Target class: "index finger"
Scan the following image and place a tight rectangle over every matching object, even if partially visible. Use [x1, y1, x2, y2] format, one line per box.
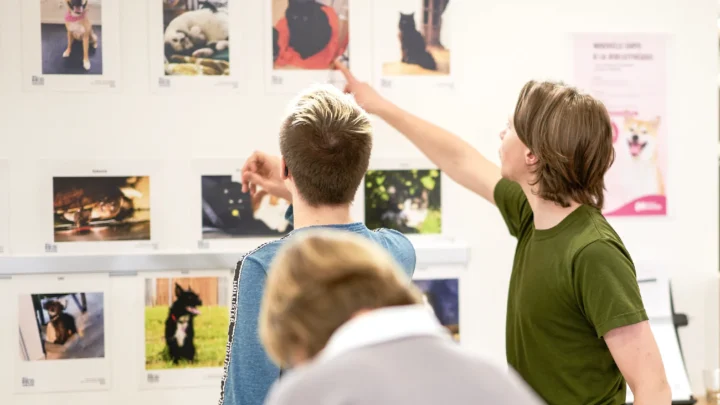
[333, 59, 355, 84]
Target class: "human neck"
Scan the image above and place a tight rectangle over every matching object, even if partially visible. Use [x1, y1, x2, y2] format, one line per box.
[519, 181, 581, 230]
[291, 198, 354, 229]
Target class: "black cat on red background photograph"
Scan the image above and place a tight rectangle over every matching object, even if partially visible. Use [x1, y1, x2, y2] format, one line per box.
[271, 0, 349, 70]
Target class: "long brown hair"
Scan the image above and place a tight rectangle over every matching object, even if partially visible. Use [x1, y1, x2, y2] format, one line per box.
[513, 80, 615, 209]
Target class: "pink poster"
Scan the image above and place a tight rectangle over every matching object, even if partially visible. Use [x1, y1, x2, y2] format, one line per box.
[573, 34, 667, 216]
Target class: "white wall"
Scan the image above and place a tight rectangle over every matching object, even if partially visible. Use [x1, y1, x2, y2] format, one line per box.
[0, 0, 717, 403]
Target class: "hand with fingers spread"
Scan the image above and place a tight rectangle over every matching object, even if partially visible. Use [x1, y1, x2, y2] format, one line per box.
[333, 59, 390, 115]
[241, 151, 293, 203]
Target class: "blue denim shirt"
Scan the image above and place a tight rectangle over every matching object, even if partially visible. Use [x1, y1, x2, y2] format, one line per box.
[218, 206, 416, 405]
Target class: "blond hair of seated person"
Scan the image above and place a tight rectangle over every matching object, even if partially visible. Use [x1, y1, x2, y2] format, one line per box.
[258, 229, 545, 405]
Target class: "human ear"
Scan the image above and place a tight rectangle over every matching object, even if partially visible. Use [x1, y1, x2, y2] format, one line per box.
[524, 148, 538, 166]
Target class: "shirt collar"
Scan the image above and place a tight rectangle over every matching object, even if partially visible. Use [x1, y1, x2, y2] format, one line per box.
[316, 304, 450, 362]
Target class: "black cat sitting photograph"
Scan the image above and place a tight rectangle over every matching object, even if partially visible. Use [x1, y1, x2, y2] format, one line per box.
[381, 0, 451, 76]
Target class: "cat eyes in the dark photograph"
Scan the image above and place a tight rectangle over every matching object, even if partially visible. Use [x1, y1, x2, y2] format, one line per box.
[162, 0, 230, 76]
[201, 175, 293, 239]
[383, 0, 451, 76]
[272, 0, 349, 70]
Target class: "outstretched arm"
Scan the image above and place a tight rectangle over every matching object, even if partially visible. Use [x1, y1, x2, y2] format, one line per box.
[335, 61, 502, 204]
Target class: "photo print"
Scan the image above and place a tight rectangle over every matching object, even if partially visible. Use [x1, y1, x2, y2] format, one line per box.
[413, 278, 458, 341]
[202, 175, 293, 239]
[373, 0, 453, 89]
[364, 169, 441, 234]
[267, 0, 350, 93]
[143, 274, 230, 388]
[22, 0, 120, 91]
[162, 0, 229, 76]
[14, 273, 110, 393]
[41, 0, 103, 75]
[19, 292, 105, 361]
[0, 160, 8, 254]
[53, 176, 151, 243]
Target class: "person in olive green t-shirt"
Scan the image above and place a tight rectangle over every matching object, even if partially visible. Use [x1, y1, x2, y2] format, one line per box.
[336, 62, 671, 405]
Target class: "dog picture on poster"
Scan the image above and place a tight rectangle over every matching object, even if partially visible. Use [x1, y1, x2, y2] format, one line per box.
[201, 175, 293, 239]
[572, 34, 668, 216]
[377, 0, 451, 76]
[413, 278, 459, 341]
[53, 176, 151, 242]
[40, 0, 103, 74]
[162, 0, 230, 76]
[365, 169, 442, 234]
[18, 292, 105, 361]
[271, 0, 349, 70]
[144, 276, 229, 370]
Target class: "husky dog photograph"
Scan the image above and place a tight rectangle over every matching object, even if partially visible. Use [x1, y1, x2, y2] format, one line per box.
[271, 0, 349, 70]
[378, 0, 450, 76]
[201, 175, 293, 239]
[365, 169, 442, 234]
[40, 0, 103, 74]
[145, 277, 229, 369]
[163, 0, 230, 76]
[18, 292, 105, 361]
[413, 279, 459, 341]
[53, 176, 151, 242]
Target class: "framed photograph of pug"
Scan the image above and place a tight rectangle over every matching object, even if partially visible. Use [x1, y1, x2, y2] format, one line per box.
[13, 273, 110, 393]
[364, 159, 442, 236]
[372, 0, 454, 91]
[149, 0, 241, 92]
[21, 0, 121, 92]
[36, 159, 166, 255]
[139, 270, 232, 389]
[191, 158, 300, 252]
[266, 0, 351, 94]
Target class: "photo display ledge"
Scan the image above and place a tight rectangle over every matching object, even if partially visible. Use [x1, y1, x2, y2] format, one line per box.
[0, 239, 470, 277]
[13, 273, 111, 394]
[36, 159, 167, 256]
[139, 269, 233, 389]
[21, 0, 121, 92]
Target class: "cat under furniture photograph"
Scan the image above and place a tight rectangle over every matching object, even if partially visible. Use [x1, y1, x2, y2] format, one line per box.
[379, 0, 450, 76]
[162, 0, 230, 76]
[201, 175, 293, 239]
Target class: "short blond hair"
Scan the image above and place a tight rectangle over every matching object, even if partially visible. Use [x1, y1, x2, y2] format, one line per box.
[279, 84, 373, 206]
[258, 230, 421, 367]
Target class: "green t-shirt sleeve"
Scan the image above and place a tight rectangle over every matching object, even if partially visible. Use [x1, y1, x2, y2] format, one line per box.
[493, 178, 532, 238]
[573, 240, 649, 338]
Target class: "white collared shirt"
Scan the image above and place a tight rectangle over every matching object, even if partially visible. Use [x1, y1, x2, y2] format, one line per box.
[264, 304, 546, 405]
[316, 304, 452, 362]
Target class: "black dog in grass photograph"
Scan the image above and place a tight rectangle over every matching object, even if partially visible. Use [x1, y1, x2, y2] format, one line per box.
[145, 277, 230, 369]
[165, 283, 202, 364]
[379, 0, 451, 76]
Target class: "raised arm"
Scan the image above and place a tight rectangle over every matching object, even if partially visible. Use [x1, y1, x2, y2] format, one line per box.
[335, 61, 501, 204]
